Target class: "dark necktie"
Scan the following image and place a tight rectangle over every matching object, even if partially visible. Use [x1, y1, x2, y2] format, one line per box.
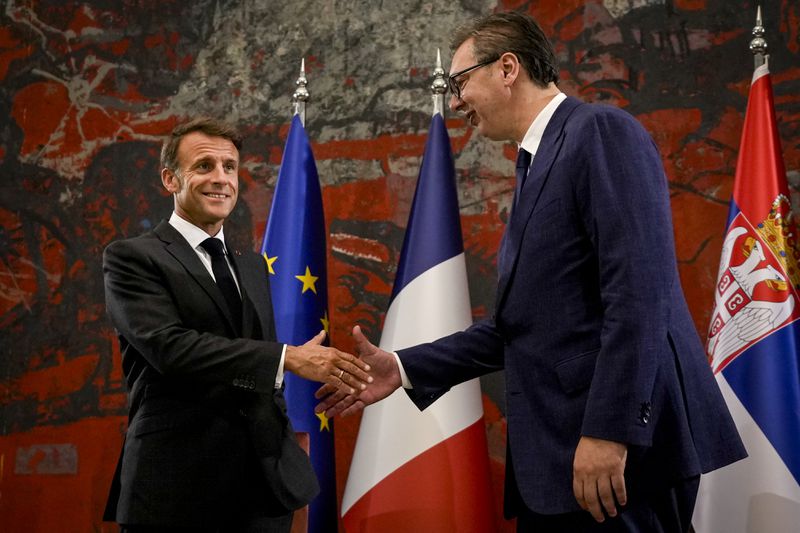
[498, 148, 533, 275]
[514, 148, 532, 209]
[199, 237, 242, 332]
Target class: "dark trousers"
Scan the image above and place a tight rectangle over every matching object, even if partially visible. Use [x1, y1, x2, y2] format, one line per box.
[119, 441, 293, 533]
[516, 476, 700, 533]
[120, 513, 292, 533]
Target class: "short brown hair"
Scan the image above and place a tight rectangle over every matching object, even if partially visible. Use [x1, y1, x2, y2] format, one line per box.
[160, 117, 243, 171]
[451, 11, 559, 88]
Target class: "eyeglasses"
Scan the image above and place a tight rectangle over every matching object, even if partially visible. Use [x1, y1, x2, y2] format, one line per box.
[447, 57, 500, 100]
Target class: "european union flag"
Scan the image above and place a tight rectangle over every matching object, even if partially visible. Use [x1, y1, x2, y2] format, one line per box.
[261, 114, 335, 532]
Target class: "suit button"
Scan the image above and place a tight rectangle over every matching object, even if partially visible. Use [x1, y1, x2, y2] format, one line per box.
[238, 408, 247, 417]
[233, 378, 240, 387]
[639, 402, 652, 424]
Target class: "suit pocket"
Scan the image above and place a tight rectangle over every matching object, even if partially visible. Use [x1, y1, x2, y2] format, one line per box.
[554, 348, 599, 394]
[131, 411, 195, 437]
[524, 198, 569, 247]
[530, 198, 561, 220]
[259, 428, 320, 510]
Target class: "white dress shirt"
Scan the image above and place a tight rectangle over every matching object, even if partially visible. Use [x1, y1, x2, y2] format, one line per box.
[519, 92, 567, 157]
[169, 212, 286, 388]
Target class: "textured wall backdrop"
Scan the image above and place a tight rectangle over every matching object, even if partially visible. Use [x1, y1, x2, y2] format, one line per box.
[1, 1, 799, 531]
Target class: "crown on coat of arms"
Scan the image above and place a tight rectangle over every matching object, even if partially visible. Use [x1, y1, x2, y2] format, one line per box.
[755, 194, 800, 290]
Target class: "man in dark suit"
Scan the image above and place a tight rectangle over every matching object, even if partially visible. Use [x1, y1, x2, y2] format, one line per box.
[317, 12, 746, 532]
[103, 117, 371, 532]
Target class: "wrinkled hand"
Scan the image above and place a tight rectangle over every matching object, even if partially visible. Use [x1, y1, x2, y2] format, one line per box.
[314, 325, 401, 417]
[284, 330, 372, 394]
[573, 436, 628, 522]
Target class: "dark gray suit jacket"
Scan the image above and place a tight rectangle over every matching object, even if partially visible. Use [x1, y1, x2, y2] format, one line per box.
[398, 97, 746, 516]
[103, 220, 318, 527]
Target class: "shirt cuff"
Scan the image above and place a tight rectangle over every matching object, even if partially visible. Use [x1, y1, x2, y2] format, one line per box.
[393, 352, 412, 389]
[275, 344, 287, 388]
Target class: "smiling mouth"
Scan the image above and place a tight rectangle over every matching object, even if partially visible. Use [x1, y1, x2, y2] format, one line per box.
[203, 192, 230, 199]
[466, 111, 477, 126]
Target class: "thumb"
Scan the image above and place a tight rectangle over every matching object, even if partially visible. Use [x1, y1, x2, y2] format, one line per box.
[305, 329, 327, 346]
[352, 325, 374, 356]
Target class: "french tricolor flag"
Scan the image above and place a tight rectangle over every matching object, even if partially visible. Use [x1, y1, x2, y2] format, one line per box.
[693, 59, 800, 531]
[341, 113, 496, 532]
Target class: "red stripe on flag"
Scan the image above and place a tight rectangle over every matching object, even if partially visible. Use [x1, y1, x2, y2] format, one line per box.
[342, 418, 496, 533]
[732, 72, 788, 221]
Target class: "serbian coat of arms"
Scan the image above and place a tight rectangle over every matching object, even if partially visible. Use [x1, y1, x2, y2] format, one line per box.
[707, 195, 800, 373]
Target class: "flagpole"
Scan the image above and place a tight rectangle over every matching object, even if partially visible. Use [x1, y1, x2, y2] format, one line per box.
[293, 58, 309, 125]
[750, 5, 767, 69]
[431, 48, 447, 116]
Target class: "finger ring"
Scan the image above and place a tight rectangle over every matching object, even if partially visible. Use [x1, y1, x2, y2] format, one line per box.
[338, 369, 344, 379]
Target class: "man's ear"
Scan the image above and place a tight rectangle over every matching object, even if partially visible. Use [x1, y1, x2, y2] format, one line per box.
[499, 52, 521, 87]
[162, 167, 180, 193]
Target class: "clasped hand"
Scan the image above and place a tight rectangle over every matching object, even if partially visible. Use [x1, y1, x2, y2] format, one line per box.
[314, 325, 402, 417]
[284, 330, 372, 394]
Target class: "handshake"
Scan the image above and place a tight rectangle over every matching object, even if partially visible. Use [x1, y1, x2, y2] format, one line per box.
[284, 325, 402, 417]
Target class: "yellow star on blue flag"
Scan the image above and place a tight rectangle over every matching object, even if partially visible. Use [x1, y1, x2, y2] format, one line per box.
[262, 252, 277, 275]
[316, 411, 331, 432]
[295, 266, 319, 294]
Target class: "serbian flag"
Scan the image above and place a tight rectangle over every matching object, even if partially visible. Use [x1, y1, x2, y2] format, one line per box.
[693, 59, 800, 531]
[261, 114, 336, 532]
[341, 113, 495, 532]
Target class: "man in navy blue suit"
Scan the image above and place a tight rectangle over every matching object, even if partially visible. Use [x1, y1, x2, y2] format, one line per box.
[318, 12, 746, 532]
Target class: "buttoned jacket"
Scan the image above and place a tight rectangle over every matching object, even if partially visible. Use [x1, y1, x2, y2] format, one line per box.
[103, 221, 318, 526]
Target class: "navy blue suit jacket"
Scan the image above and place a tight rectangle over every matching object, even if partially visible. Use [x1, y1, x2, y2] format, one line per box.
[397, 97, 746, 515]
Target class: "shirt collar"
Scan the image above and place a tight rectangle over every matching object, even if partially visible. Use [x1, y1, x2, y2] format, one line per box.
[168, 212, 227, 253]
[519, 92, 567, 157]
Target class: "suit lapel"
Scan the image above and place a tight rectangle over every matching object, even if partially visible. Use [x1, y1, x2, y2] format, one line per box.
[229, 249, 271, 340]
[495, 97, 583, 312]
[154, 221, 239, 334]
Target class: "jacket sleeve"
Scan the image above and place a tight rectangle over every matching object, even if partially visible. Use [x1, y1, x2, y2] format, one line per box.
[397, 318, 504, 411]
[574, 108, 677, 446]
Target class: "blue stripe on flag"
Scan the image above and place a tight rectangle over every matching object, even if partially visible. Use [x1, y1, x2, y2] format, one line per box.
[725, 201, 741, 230]
[722, 322, 800, 485]
[391, 113, 463, 302]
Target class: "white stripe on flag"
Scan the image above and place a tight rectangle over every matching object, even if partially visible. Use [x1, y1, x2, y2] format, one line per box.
[380, 253, 472, 350]
[341, 253, 484, 513]
[693, 374, 800, 532]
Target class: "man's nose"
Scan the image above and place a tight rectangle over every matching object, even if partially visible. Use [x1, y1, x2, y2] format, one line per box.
[210, 164, 231, 182]
[448, 93, 462, 112]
